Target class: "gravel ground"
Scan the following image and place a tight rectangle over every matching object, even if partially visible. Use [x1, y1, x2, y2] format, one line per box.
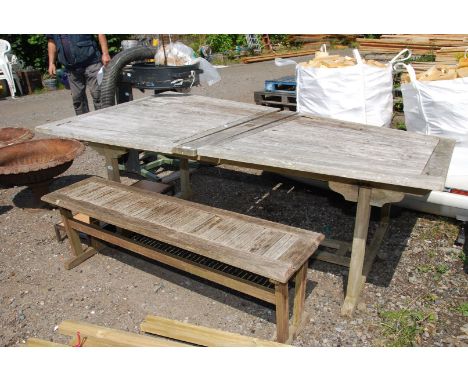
[0, 57, 467, 347]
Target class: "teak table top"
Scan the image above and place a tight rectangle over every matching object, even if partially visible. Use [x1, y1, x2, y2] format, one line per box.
[36, 93, 455, 195]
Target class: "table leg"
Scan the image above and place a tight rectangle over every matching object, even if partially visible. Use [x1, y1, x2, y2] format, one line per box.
[360, 204, 391, 286]
[179, 158, 193, 200]
[375, 204, 391, 261]
[341, 187, 372, 316]
[89, 144, 127, 183]
[103, 149, 121, 182]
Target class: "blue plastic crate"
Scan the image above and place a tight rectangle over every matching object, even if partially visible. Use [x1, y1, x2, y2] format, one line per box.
[264, 76, 296, 93]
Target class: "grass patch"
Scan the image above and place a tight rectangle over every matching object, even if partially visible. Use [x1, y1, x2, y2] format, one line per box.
[396, 121, 406, 130]
[417, 264, 432, 273]
[456, 303, 468, 317]
[423, 294, 438, 304]
[379, 309, 436, 346]
[418, 219, 459, 243]
[435, 264, 449, 274]
[459, 252, 467, 265]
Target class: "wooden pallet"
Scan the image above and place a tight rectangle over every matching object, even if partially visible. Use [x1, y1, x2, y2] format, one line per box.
[254, 89, 402, 112]
[26, 315, 289, 347]
[254, 91, 297, 111]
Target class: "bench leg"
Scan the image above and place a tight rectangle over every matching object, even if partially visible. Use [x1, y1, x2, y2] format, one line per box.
[292, 262, 308, 330]
[59, 208, 96, 270]
[341, 187, 372, 317]
[88, 217, 106, 252]
[275, 282, 289, 343]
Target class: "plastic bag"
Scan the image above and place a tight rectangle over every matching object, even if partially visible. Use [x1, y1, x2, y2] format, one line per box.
[96, 66, 104, 86]
[399, 63, 468, 147]
[276, 47, 410, 127]
[56, 68, 70, 89]
[154, 42, 196, 66]
[154, 41, 220, 86]
[193, 57, 221, 86]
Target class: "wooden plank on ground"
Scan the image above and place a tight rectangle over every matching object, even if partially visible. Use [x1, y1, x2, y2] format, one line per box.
[26, 338, 67, 347]
[241, 50, 317, 64]
[58, 320, 190, 347]
[140, 315, 290, 347]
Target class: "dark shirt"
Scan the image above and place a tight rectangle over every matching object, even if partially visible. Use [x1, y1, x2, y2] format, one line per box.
[46, 34, 100, 69]
[57, 35, 73, 65]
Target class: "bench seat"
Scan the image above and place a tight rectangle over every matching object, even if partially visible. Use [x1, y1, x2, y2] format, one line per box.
[42, 176, 324, 343]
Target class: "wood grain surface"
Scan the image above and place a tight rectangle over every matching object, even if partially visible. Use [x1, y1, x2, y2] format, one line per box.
[36, 93, 455, 194]
[36, 94, 277, 153]
[42, 177, 324, 283]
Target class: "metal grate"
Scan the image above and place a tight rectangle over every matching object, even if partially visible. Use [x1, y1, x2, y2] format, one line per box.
[125, 231, 275, 290]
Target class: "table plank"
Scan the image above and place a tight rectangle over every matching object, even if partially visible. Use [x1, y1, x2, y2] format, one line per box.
[35, 93, 454, 194]
[197, 115, 454, 194]
[36, 94, 277, 153]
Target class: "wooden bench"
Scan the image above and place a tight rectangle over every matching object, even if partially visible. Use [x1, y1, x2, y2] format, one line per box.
[42, 176, 324, 343]
[53, 180, 174, 242]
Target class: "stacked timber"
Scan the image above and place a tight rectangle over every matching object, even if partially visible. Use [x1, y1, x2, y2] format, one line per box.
[401, 58, 468, 84]
[241, 49, 317, 64]
[288, 34, 356, 49]
[380, 34, 468, 47]
[436, 46, 468, 65]
[357, 34, 468, 55]
[394, 61, 456, 75]
[410, 62, 439, 74]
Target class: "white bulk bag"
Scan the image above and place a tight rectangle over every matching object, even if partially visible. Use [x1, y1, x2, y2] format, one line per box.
[287, 48, 410, 127]
[399, 63, 468, 147]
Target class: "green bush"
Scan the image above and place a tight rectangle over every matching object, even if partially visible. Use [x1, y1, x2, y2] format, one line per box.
[205, 34, 245, 53]
[0, 34, 131, 74]
[1, 34, 291, 73]
[268, 34, 291, 46]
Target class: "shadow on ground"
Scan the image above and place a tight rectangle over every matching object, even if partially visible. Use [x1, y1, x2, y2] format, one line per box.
[97, 244, 317, 325]
[188, 166, 419, 292]
[12, 174, 92, 209]
[0, 205, 13, 215]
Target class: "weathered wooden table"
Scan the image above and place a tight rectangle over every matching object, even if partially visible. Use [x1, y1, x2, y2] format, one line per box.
[36, 93, 455, 315]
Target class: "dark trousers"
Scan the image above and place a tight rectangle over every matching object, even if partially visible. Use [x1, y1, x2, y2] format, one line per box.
[68, 62, 102, 115]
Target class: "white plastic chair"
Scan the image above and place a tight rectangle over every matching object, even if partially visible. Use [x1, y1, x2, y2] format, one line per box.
[0, 39, 23, 98]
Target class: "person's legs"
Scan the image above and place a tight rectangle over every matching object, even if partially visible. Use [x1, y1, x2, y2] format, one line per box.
[85, 62, 103, 111]
[68, 67, 89, 115]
